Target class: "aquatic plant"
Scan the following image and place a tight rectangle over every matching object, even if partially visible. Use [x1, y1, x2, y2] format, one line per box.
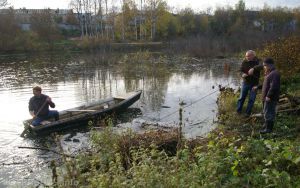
[55, 107, 300, 187]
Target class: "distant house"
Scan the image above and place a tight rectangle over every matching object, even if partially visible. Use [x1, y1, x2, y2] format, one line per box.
[244, 10, 260, 29]
[244, 10, 297, 32]
[0, 8, 80, 31]
[286, 19, 297, 31]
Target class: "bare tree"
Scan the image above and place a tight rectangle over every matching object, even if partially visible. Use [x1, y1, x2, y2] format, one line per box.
[0, 8, 19, 51]
[148, 0, 158, 40]
[93, 0, 98, 36]
[121, 0, 125, 40]
[105, 0, 109, 38]
[83, 0, 89, 36]
[110, 5, 118, 40]
[145, 0, 165, 40]
[31, 9, 60, 47]
[71, 0, 91, 37]
[0, 0, 7, 8]
[140, 0, 144, 40]
[71, 0, 109, 38]
[70, 0, 84, 38]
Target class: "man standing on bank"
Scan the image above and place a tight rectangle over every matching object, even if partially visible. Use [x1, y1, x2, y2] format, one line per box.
[29, 86, 59, 126]
[251, 58, 280, 134]
[237, 50, 261, 116]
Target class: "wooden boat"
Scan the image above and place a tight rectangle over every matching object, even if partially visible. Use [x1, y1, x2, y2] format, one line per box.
[23, 90, 142, 134]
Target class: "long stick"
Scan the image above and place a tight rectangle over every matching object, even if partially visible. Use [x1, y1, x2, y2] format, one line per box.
[20, 99, 49, 137]
[35, 99, 49, 118]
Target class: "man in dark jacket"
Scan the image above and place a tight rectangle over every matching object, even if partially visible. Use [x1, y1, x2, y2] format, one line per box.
[259, 58, 280, 133]
[29, 86, 59, 126]
[237, 50, 261, 116]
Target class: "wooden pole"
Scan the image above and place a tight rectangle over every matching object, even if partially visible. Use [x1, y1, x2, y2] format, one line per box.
[177, 102, 183, 151]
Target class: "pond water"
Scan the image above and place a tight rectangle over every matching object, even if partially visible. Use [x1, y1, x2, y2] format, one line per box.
[0, 52, 240, 187]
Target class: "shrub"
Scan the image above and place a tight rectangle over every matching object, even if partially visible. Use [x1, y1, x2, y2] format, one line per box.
[77, 36, 111, 50]
[260, 36, 300, 79]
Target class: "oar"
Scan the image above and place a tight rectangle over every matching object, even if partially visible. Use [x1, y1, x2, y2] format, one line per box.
[20, 99, 49, 137]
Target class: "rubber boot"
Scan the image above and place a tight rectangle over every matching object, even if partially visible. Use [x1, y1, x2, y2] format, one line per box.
[261, 123, 267, 130]
[260, 121, 274, 134]
[54, 114, 59, 121]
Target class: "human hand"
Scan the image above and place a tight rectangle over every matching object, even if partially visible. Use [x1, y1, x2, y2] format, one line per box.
[252, 86, 257, 91]
[265, 97, 271, 102]
[248, 68, 254, 75]
[242, 73, 248, 78]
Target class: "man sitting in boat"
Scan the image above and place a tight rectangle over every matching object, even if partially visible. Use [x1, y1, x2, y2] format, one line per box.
[28, 86, 59, 126]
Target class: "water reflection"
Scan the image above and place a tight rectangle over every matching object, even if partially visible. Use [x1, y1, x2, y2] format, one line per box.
[0, 53, 240, 187]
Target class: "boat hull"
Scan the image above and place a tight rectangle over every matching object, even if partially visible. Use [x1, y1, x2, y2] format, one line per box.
[23, 90, 142, 135]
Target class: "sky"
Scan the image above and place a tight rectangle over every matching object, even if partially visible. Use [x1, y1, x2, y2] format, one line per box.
[7, 0, 300, 11]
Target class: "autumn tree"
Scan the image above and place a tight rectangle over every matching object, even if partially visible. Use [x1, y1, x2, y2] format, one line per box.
[294, 8, 300, 34]
[156, 8, 178, 40]
[0, 8, 20, 51]
[65, 10, 79, 25]
[235, 0, 245, 15]
[30, 9, 60, 46]
[260, 5, 294, 33]
[70, 0, 84, 37]
[106, 5, 118, 40]
[114, 0, 137, 41]
[209, 7, 232, 36]
[123, 0, 138, 40]
[0, 0, 7, 7]
[139, 0, 145, 40]
[272, 7, 294, 33]
[228, 0, 246, 34]
[195, 14, 209, 34]
[178, 8, 197, 36]
[144, 0, 167, 40]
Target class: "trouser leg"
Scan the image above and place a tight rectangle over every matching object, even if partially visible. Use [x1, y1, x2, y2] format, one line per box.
[48, 110, 59, 121]
[32, 117, 43, 126]
[264, 101, 277, 122]
[237, 83, 250, 113]
[261, 101, 277, 133]
[245, 87, 257, 115]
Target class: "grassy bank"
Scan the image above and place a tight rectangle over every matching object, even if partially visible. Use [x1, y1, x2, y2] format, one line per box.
[53, 73, 300, 187]
[45, 36, 300, 187]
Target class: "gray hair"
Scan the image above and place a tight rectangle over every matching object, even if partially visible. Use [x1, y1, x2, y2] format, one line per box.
[246, 50, 256, 56]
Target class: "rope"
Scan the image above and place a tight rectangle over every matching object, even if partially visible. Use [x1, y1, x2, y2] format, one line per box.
[159, 89, 219, 121]
[158, 81, 236, 121]
[140, 85, 216, 95]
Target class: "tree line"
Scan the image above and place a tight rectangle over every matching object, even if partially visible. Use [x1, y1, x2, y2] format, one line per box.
[69, 0, 300, 41]
[0, 0, 300, 52]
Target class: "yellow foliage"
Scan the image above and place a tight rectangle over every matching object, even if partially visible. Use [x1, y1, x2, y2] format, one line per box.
[260, 36, 300, 79]
[77, 36, 110, 49]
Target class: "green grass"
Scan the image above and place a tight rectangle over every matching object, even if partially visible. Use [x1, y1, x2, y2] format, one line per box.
[281, 74, 300, 96]
[52, 72, 300, 188]
[54, 87, 300, 187]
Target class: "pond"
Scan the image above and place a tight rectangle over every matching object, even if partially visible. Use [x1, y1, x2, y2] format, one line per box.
[0, 52, 240, 187]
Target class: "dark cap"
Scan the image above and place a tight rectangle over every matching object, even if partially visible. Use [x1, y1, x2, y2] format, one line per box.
[33, 86, 42, 92]
[263, 58, 274, 65]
